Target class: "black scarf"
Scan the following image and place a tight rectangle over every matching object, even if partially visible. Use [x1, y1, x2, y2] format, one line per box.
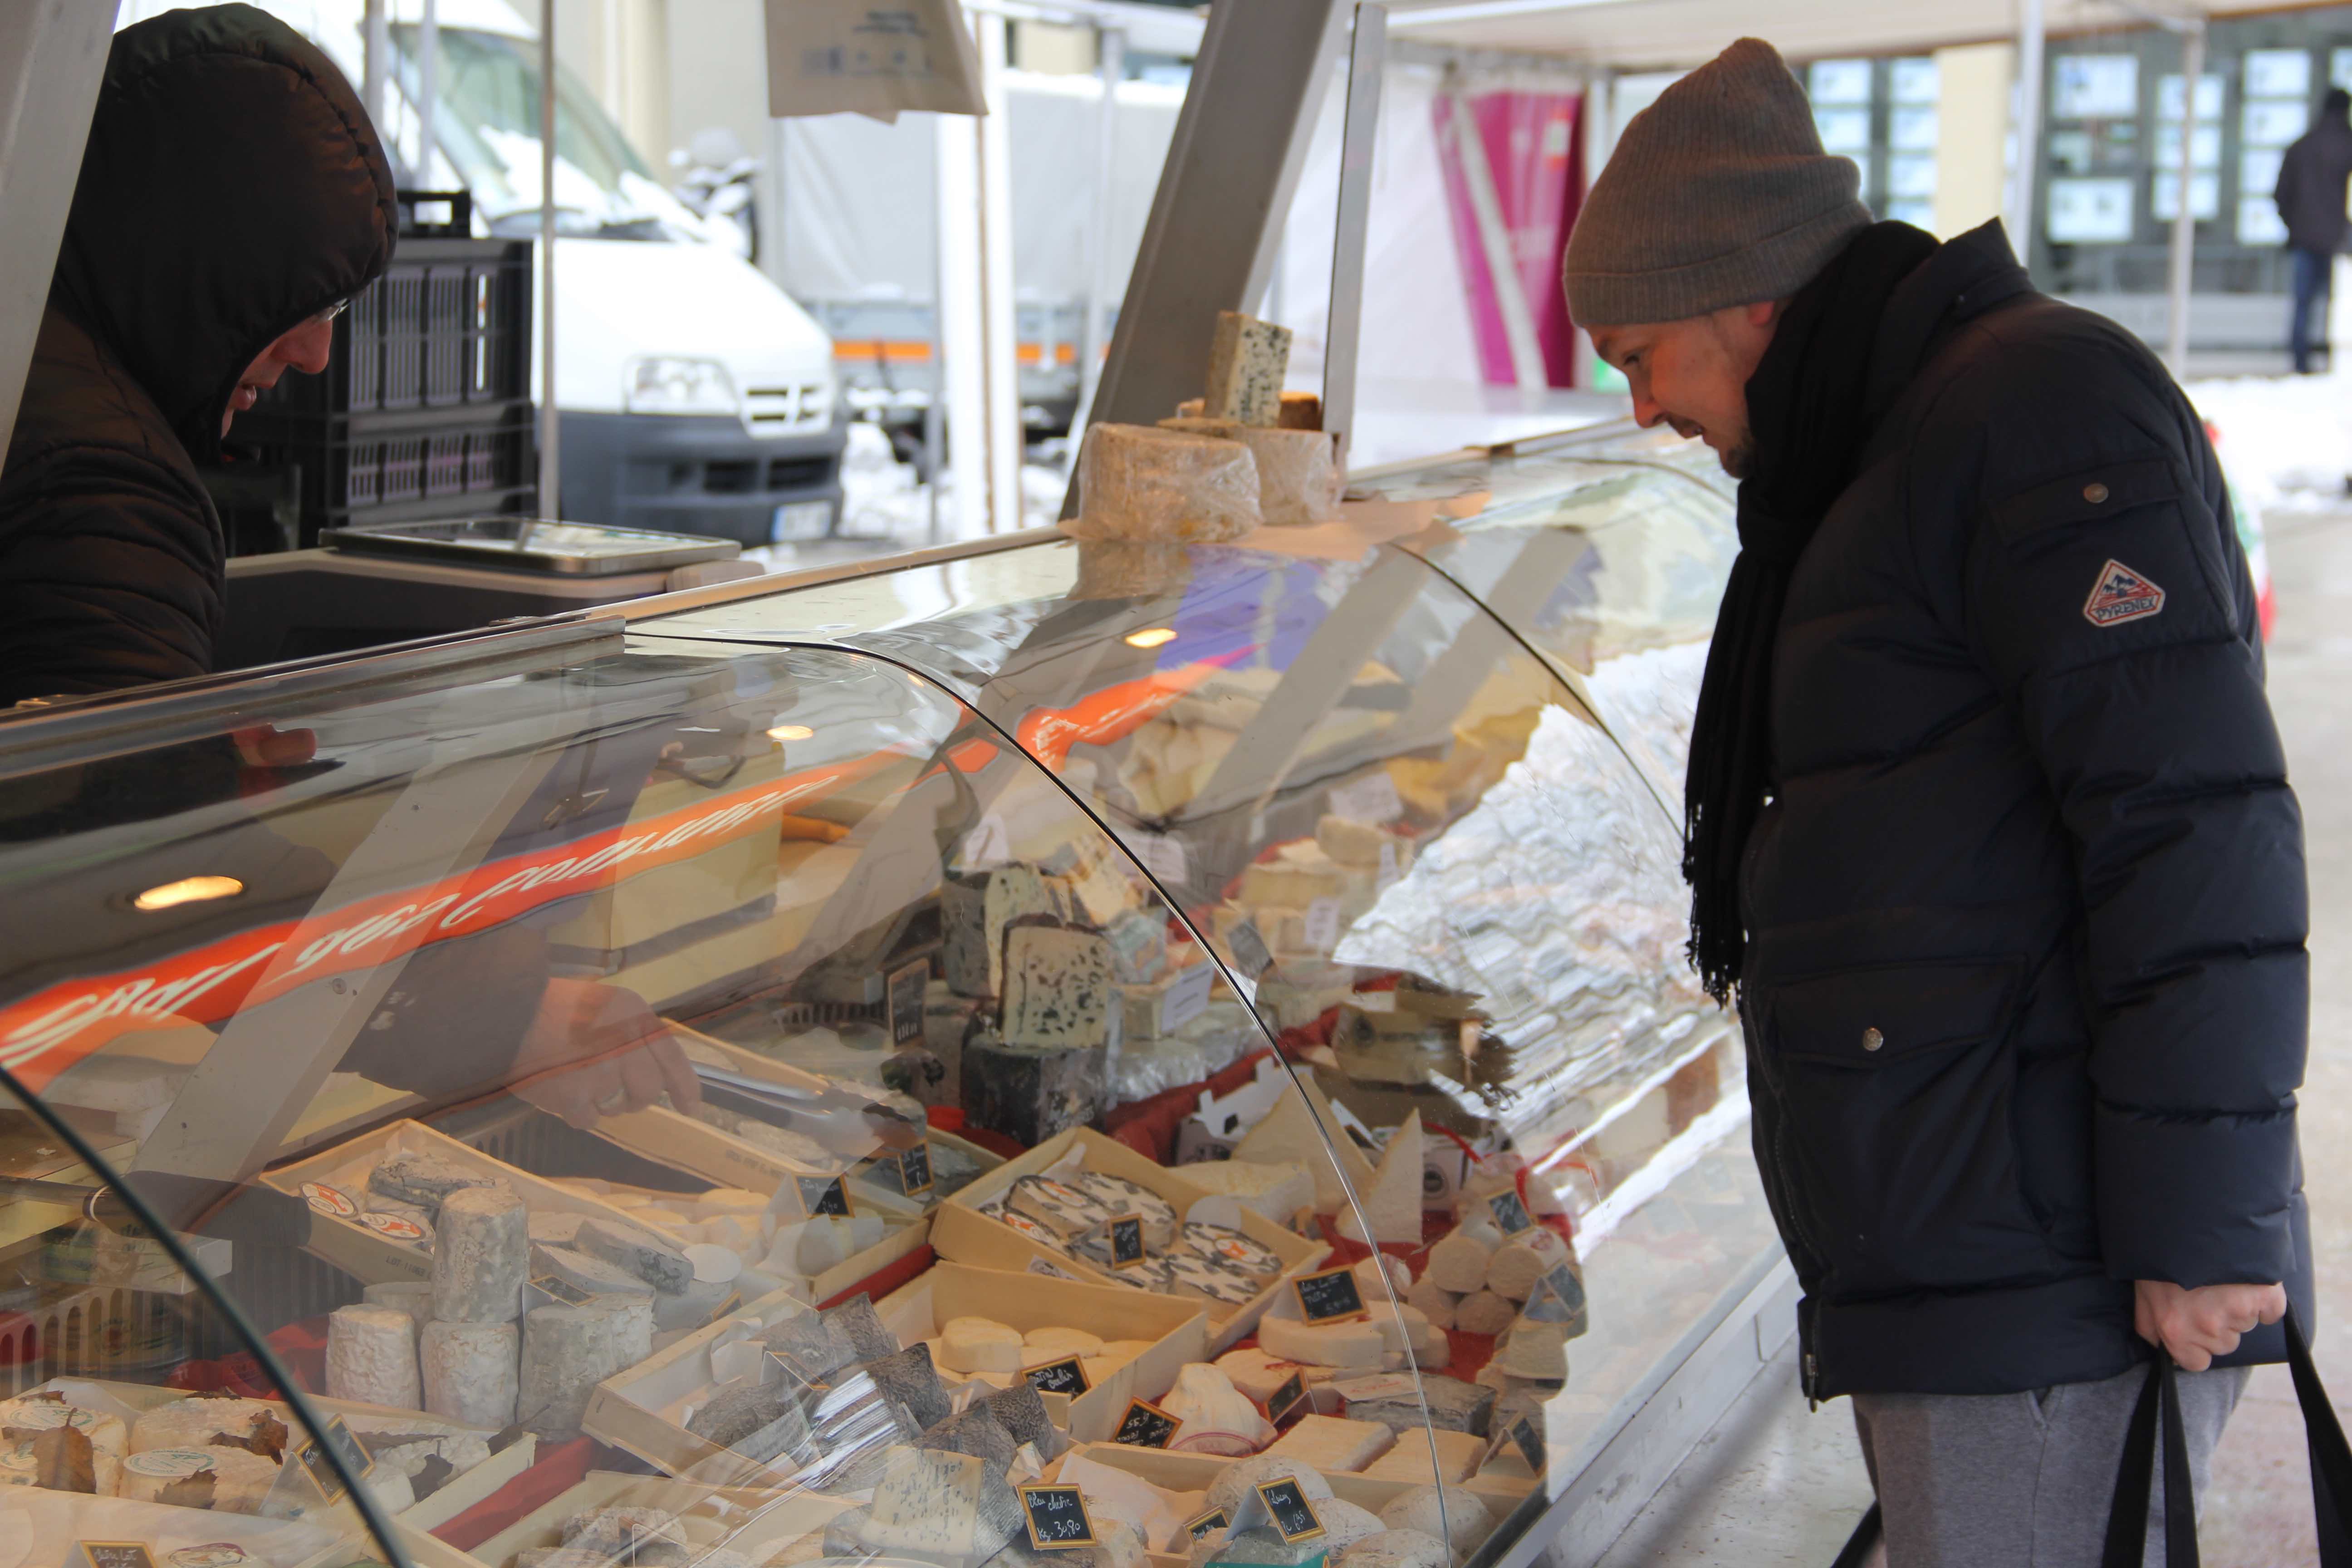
[1683, 221, 1940, 1004]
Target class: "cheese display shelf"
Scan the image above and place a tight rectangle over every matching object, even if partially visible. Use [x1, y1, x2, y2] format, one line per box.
[0, 420, 1781, 1568]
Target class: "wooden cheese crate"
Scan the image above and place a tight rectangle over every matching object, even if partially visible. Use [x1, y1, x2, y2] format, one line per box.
[1069, 1441, 1534, 1559]
[465, 1468, 853, 1568]
[22, 1374, 538, 1534]
[583, 1264, 1205, 1482]
[930, 1126, 1330, 1352]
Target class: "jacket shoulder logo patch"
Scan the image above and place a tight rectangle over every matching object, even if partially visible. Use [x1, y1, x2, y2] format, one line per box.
[2083, 559, 2166, 627]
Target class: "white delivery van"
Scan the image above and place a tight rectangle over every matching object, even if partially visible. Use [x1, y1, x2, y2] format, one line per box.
[117, 0, 845, 546]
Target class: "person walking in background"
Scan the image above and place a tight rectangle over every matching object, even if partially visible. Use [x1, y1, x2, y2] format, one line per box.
[2275, 86, 2352, 373]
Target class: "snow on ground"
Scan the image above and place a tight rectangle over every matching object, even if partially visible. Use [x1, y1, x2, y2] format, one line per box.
[743, 423, 1070, 573]
[2186, 371, 2352, 515]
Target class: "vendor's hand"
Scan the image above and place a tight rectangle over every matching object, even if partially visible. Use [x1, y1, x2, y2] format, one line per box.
[2133, 1279, 2287, 1371]
[508, 977, 704, 1129]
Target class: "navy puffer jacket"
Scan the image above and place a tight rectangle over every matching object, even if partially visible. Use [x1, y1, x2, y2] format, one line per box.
[1743, 221, 2311, 1399]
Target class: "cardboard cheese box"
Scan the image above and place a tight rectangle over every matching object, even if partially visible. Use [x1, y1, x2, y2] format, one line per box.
[465, 1469, 853, 1568]
[930, 1127, 1329, 1352]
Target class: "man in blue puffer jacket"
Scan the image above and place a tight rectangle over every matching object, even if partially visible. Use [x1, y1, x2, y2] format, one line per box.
[1562, 39, 2309, 1564]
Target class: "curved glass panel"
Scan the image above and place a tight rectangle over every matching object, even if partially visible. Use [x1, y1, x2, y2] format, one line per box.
[0, 627, 1448, 1565]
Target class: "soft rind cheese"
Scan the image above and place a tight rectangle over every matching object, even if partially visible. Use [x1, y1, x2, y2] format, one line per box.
[1203, 1453, 1333, 1523]
[1262, 1413, 1396, 1473]
[1158, 418, 1339, 526]
[1338, 1527, 1453, 1568]
[1379, 1485, 1495, 1554]
[1260, 1314, 1389, 1371]
[430, 1186, 529, 1324]
[1360, 1428, 1485, 1485]
[1071, 425, 1261, 544]
[938, 1317, 1026, 1375]
[1160, 1362, 1273, 1455]
[325, 1304, 421, 1409]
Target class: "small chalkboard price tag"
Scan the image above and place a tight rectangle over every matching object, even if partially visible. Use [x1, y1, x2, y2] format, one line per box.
[899, 1142, 935, 1197]
[1255, 1477, 1328, 1544]
[887, 959, 930, 1046]
[74, 1545, 157, 1568]
[1291, 1263, 1366, 1325]
[1264, 1369, 1310, 1429]
[1112, 1396, 1181, 1448]
[799, 1175, 853, 1218]
[1539, 1261, 1585, 1315]
[1185, 1508, 1230, 1541]
[1228, 919, 1273, 979]
[294, 1414, 372, 1502]
[1487, 1188, 1536, 1237]
[1024, 1355, 1091, 1396]
[1107, 1214, 1148, 1269]
[1019, 1483, 1098, 1549]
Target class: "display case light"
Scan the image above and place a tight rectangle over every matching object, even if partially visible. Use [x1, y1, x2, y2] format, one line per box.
[767, 724, 815, 742]
[132, 875, 245, 911]
[1124, 627, 1178, 649]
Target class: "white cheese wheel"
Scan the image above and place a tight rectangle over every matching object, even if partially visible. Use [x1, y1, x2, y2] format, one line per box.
[938, 1317, 1026, 1375]
[117, 1444, 279, 1512]
[422, 1319, 519, 1427]
[0, 1396, 126, 1457]
[129, 1397, 280, 1455]
[1021, 1325, 1104, 1358]
[1453, 1290, 1516, 1337]
[1406, 1275, 1460, 1330]
[326, 1304, 421, 1409]
[1424, 1230, 1496, 1295]
[1158, 419, 1338, 526]
[431, 1186, 529, 1324]
[1071, 424, 1261, 544]
[1378, 1485, 1495, 1554]
[1259, 1315, 1389, 1371]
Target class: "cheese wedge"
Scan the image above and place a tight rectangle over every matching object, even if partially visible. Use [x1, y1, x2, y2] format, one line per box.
[1232, 1088, 1375, 1215]
[1336, 1111, 1425, 1245]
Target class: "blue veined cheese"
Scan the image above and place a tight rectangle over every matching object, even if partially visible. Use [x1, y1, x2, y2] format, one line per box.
[862, 1447, 990, 1559]
[1001, 922, 1122, 1051]
[1071, 425, 1261, 544]
[944, 864, 1057, 1000]
[1204, 311, 1294, 427]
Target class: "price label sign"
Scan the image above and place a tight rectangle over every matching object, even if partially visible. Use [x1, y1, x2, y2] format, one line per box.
[1112, 1397, 1180, 1448]
[1160, 962, 1214, 1034]
[293, 1414, 372, 1503]
[1265, 1369, 1310, 1429]
[898, 1143, 935, 1198]
[74, 1546, 157, 1568]
[1185, 1508, 1230, 1541]
[1301, 898, 1341, 952]
[1024, 1355, 1091, 1396]
[1256, 1478, 1328, 1544]
[799, 1175, 853, 1218]
[1539, 1261, 1585, 1317]
[1291, 1264, 1367, 1325]
[1107, 1214, 1148, 1270]
[1506, 1415, 1545, 1474]
[887, 959, 930, 1046]
[1487, 1188, 1536, 1237]
[1019, 1483, 1099, 1549]
[1329, 771, 1402, 824]
[1227, 919, 1273, 979]
[1132, 832, 1191, 888]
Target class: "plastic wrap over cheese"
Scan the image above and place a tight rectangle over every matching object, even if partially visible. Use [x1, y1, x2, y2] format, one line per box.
[1069, 423, 1261, 543]
[1161, 417, 1342, 526]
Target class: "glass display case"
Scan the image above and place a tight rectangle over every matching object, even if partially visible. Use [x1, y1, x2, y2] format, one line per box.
[0, 420, 1777, 1568]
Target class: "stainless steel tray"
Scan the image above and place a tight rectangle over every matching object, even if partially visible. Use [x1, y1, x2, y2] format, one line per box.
[321, 517, 741, 576]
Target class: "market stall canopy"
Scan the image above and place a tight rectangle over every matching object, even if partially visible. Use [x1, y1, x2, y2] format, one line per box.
[1389, 0, 2277, 69]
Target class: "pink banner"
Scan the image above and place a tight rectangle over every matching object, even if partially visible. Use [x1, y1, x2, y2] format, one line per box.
[1434, 87, 1584, 387]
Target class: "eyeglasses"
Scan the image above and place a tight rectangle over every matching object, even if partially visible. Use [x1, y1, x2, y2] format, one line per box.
[309, 298, 350, 326]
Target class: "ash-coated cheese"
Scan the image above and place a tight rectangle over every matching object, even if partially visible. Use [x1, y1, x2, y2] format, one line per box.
[1163, 1248, 1260, 1307]
[326, 1303, 421, 1409]
[369, 1151, 505, 1212]
[1071, 424, 1261, 544]
[1001, 923, 1122, 1050]
[1073, 1172, 1178, 1249]
[1204, 1452, 1333, 1522]
[864, 1342, 953, 1429]
[516, 1303, 635, 1439]
[823, 1294, 902, 1362]
[1380, 1485, 1495, 1554]
[1315, 1499, 1392, 1553]
[363, 1279, 436, 1331]
[421, 1319, 518, 1426]
[574, 1216, 694, 1293]
[430, 1186, 529, 1324]
[531, 1241, 654, 1298]
[1177, 1222, 1281, 1279]
[1259, 1314, 1388, 1370]
[1264, 1413, 1396, 1473]
[1340, 1528, 1453, 1568]
[1341, 1373, 1492, 1438]
[1157, 418, 1338, 526]
[921, 1404, 1016, 1470]
[1362, 1428, 1485, 1485]
[939, 1316, 1026, 1375]
[987, 1383, 1056, 1451]
[961, 1036, 1106, 1146]
[1425, 1229, 1497, 1295]
[1009, 1175, 1117, 1238]
[1203, 311, 1293, 427]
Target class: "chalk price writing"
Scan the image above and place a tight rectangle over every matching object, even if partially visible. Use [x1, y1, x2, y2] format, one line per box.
[1185, 1508, 1230, 1541]
[887, 959, 929, 1046]
[74, 1545, 158, 1568]
[1107, 1214, 1147, 1269]
[1291, 1264, 1366, 1324]
[1024, 1355, 1090, 1396]
[1487, 1188, 1536, 1236]
[294, 1415, 372, 1502]
[1256, 1478, 1327, 1544]
[1112, 1397, 1180, 1448]
[898, 1142, 934, 1197]
[799, 1175, 852, 1218]
[1265, 1369, 1309, 1428]
[1019, 1484, 1098, 1549]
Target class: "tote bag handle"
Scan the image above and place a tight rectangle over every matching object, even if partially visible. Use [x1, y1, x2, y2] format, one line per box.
[2102, 1305, 2352, 1567]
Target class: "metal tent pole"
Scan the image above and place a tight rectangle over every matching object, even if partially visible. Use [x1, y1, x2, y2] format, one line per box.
[540, 0, 560, 516]
[363, 0, 387, 132]
[1324, 4, 1389, 463]
[420, 0, 440, 181]
[1071, 23, 1126, 440]
[2009, 0, 2043, 258]
[2165, 20, 2206, 377]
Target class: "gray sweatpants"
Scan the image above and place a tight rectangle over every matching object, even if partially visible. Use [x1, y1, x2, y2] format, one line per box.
[1852, 1362, 2249, 1567]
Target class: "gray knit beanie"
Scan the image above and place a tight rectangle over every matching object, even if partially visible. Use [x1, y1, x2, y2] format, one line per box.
[1563, 39, 1872, 327]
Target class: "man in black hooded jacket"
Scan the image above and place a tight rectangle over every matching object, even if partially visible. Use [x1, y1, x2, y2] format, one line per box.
[1562, 40, 2308, 1563]
[0, 3, 394, 706]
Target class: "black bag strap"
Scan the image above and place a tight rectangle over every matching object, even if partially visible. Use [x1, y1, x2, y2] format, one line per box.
[2102, 1305, 2352, 1567]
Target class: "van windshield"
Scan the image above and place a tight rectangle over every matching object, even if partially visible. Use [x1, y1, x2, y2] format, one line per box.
[396, 23, 695, 240]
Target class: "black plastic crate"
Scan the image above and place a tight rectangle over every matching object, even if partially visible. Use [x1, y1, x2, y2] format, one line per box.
[257, 222, 530, 417]
[211, 399, 537, 552]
